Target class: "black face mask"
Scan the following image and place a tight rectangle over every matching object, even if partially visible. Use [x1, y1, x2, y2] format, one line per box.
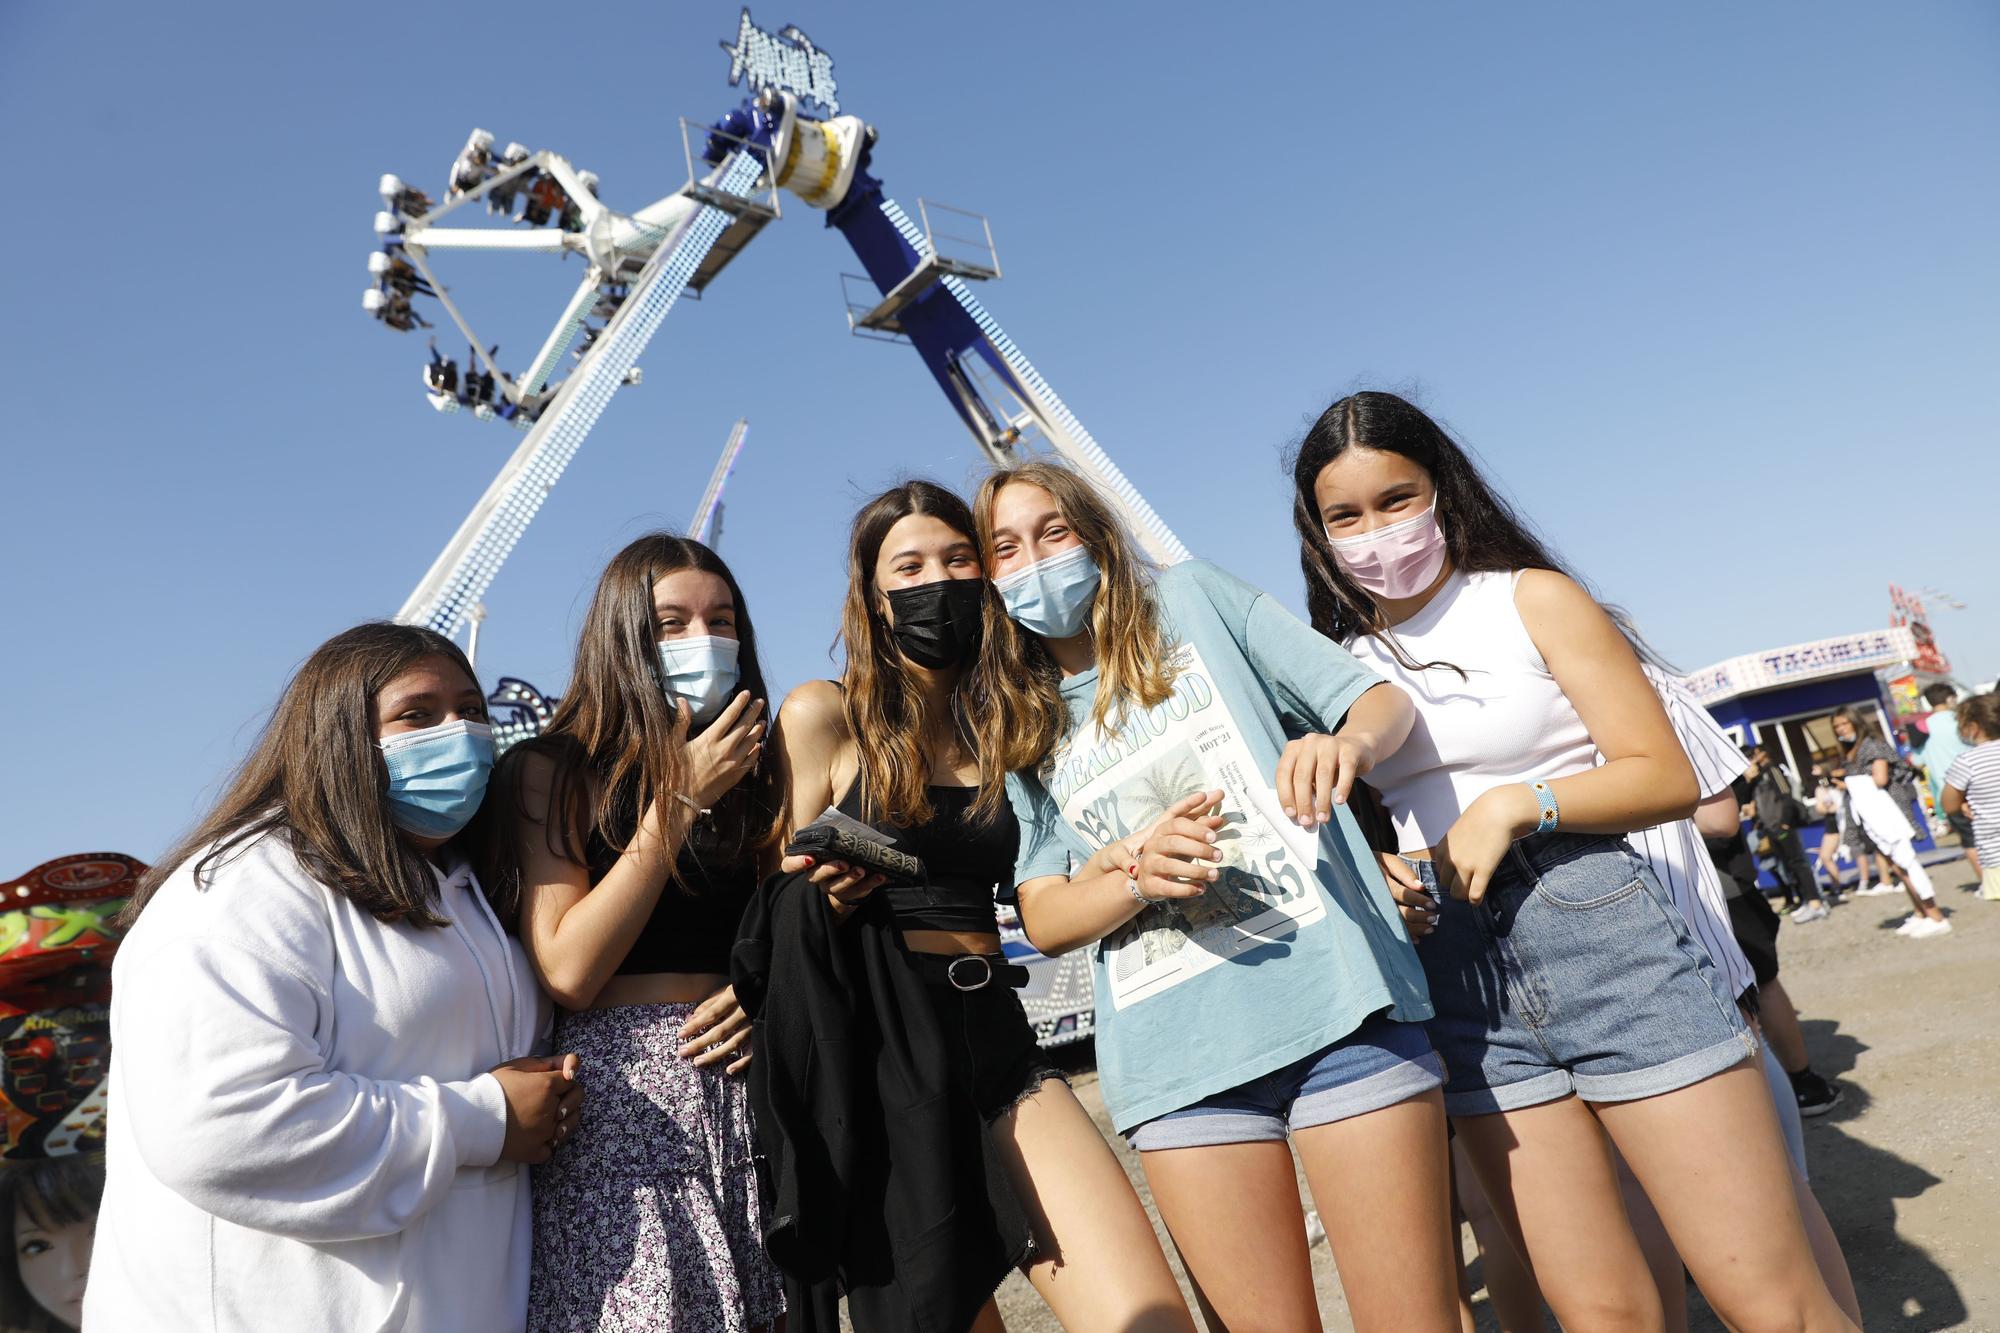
[883, 577, 986, 670]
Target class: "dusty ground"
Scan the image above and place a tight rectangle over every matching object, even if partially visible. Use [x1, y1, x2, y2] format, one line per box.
[991, 856, 1997, 1331]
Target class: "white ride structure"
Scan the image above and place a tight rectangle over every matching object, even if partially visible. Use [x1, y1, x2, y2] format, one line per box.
[381, 74, 1185, 641]
[389, 118, 790, 636]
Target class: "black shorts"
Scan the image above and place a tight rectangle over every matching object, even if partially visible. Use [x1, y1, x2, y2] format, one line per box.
[1726, 888, 1781, 987]
[927, 981, 1065, 1122]
[1946, 811, 1976, 845]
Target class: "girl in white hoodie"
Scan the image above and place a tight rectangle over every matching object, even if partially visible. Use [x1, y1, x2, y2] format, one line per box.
[84, 623, 582, 1332]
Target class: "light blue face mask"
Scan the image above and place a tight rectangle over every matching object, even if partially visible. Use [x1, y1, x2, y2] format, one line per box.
[658, 635, 741, 727]
[378, 719, 495, 838]
[995, 545, 1103, 639]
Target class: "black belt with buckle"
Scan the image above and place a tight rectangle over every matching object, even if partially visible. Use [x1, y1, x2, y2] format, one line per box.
[907, 951, 1031, 992]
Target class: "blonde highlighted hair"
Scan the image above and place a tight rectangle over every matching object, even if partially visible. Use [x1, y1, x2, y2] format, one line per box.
[968, 460, 1178, 811]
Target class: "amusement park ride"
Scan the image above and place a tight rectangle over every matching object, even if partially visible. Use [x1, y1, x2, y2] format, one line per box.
[359, 10, 1184, 1045]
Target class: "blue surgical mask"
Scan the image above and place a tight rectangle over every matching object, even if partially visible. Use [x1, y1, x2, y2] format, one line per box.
[658, 635, 741, 726]
[378, 719, 495, 838]
[996, 545, 1102, 639]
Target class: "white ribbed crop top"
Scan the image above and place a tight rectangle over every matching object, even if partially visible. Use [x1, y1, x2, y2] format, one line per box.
[1348, 569, 1598, 853]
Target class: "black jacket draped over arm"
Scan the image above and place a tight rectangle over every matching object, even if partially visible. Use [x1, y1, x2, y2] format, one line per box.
[731, 871, 1033, 1333]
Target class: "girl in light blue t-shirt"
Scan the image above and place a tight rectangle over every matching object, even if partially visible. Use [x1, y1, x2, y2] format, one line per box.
[967, 460, 1457, 1331]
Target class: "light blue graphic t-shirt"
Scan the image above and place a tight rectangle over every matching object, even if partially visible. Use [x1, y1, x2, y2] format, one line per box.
[1005, 560, 1433, 1132]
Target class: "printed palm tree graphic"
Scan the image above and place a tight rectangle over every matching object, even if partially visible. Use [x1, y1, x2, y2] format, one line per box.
[1130, 755, 1207, 833]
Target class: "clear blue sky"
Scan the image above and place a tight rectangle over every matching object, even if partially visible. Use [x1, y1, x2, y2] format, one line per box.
[4, 2, 1996, 868]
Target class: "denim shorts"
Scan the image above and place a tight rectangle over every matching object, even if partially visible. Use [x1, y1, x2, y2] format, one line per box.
[1124, 1011, 1443, 1151]
[1407, 832, 1755, 1117]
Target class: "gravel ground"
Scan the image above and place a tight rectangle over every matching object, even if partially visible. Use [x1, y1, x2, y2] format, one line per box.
[988, 856, 1997, 1331]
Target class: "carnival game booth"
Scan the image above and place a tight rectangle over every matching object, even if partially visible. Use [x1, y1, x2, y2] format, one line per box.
[1687, 627, 1953, 888]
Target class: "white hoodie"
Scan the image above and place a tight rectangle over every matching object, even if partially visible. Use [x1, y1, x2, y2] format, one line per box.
[84, 831, 549, 1332]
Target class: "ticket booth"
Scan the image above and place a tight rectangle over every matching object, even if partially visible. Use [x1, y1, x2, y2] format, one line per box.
[1687, 627, 1951, 887]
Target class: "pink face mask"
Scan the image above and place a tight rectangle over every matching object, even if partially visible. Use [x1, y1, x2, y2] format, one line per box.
[1326, 505, 1448, 598]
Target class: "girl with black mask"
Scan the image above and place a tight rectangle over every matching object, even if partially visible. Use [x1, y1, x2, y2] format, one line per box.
[758, 480, 1190, 1332]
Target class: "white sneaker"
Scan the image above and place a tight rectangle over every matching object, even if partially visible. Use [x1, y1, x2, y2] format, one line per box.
[1857, 883, 1899, 896]
[1792, 902, 1830, 923]
[1894, 915, 1925, 935]
[1907, 917, 1953, 939]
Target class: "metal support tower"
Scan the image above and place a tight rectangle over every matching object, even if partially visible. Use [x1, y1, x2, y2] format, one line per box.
[824, 171, 1190, 564]
[396, 144, 774, 637]
[689, 419, 750, 546]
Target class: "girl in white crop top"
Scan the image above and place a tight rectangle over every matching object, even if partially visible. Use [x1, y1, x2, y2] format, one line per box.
[1285, 391, 1861, 1332]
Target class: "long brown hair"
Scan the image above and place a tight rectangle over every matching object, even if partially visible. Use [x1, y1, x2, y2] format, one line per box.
[1831, 705, 1885, 752]
[482, 535, 782, 917]
[839, 481, 1001, 828]
[968, 460, 1178, 796]
[121, 623, 477, 927]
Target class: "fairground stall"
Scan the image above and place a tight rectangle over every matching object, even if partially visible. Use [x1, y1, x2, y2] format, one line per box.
[1687, 593, 1966, 885]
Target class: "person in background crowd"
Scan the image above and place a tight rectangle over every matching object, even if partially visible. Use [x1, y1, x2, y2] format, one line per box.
[85, 623, 575, 1331]
[1832, 707, 1949, 937]
[980, 461, 1457, 1331]
[1942, 692, 2000, 903]
[1746, 743, 1835, 920]
[1807, 760, 1852, 888]
[1295, 390, 1854, 1332]
[1706, 767, 1849, 1121]
[0, 1158, 102, 1332]
[484, 535, 783, 1333]
[1919, 683, 1981, 876]
[755, 480, 1190, 1332]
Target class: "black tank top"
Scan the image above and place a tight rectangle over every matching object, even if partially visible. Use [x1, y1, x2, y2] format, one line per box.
[835, 780, 1018, 933]
[587, 828, 754, 977]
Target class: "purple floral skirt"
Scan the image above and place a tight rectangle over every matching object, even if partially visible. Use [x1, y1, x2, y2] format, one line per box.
[528, 1002, 784, 1333]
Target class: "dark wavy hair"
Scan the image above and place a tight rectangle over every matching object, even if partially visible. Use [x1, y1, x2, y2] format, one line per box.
[482, 534, 782, 919]
[1285, 391, 1673, 671]
[122, 623, 480, 927]
[1286, 392, 1573, 646]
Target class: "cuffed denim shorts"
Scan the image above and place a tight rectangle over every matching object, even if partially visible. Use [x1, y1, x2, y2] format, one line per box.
[1407, 832, 1755, 1117]
[1125, 1011, 1443, 1151]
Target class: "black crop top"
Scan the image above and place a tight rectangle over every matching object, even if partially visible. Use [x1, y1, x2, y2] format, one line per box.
[835, 781, 1019, 933]
[588, 829, 755, 977]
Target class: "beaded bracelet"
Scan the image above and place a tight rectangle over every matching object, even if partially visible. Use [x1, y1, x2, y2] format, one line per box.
[1528, 780, 1560, 834]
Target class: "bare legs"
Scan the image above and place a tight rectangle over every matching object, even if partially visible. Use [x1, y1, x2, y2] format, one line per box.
[1451, 1140, 1547, 1332]
[1759, 978, 1810, 1075]
[1594, 1064, 1855, 1332]
[1454, 1098, 1663, 1331]
[1294, 1091, 1459, 1332]
[1455, 1066, 1857, 1333]
[1141, 1092, 1458, 1333]
[990, 1079, 1194, 1332]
